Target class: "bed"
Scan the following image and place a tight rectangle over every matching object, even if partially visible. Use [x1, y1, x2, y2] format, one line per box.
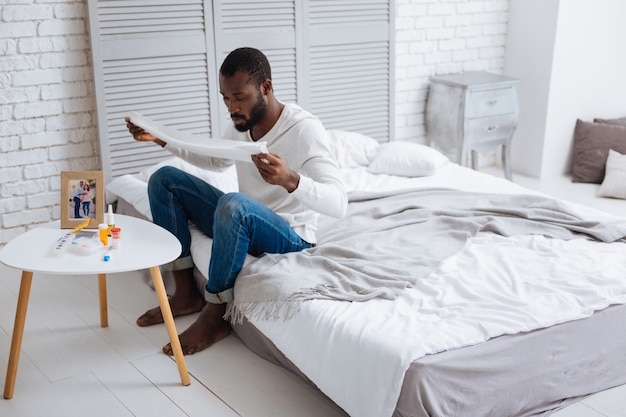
[105, 129, 626, 417]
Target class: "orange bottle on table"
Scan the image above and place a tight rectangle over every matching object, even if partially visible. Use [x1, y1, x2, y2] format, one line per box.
[98, 223, 108, 246]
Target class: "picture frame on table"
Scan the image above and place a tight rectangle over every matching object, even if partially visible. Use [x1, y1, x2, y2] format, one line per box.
[60, 171, 104, 229]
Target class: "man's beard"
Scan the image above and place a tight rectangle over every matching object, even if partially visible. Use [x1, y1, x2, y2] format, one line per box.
[231, 92, 267, 132]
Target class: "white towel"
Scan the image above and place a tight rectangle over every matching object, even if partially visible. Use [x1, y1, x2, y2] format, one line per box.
[127, 111, 268, 162]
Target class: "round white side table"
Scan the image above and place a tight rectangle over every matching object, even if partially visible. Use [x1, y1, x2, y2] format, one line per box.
[0, 214, 190, 399]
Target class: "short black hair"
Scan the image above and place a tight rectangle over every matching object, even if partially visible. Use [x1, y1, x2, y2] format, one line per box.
[219, 47, 272, 87]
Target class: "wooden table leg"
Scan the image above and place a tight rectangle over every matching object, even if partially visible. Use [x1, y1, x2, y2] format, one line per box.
[148, 266, 190, 386]
[98, 273, 108, 328]
[4, 270, 33, 399]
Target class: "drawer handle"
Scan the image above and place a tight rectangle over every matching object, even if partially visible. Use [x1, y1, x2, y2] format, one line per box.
[486, 125, 498, 132]
[486, 99, 498, 106]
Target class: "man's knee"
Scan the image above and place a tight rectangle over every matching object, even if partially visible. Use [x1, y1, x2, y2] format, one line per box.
[148, 165, 179, 184]
[148, 166, 183, 193]
[215, 193, 249, 223]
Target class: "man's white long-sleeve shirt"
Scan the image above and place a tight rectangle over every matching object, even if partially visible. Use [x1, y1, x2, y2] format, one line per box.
[163, 103, 347, 244]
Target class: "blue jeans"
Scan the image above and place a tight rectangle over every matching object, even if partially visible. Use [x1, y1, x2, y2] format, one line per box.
[148, 166, 313, 303]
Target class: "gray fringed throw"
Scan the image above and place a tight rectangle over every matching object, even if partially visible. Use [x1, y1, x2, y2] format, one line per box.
[226, 188, 626, 323]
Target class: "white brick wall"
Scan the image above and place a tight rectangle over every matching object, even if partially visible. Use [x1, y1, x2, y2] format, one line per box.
[395, 0, 510, 143]
[0, 0, 98, 245]
[0, 0, 509, 246]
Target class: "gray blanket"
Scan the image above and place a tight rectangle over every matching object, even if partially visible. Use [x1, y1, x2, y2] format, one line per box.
[227, 188, 626, 323]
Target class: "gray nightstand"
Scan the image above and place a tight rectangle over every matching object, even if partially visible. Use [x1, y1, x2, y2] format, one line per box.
[426, 71, 520, 180]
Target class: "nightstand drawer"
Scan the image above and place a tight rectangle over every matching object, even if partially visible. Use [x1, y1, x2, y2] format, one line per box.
[465, 114, 517, 144]
[466, 87, 517, 118]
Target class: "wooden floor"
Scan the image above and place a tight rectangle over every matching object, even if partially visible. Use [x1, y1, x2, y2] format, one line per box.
[1, 167, 626, 416]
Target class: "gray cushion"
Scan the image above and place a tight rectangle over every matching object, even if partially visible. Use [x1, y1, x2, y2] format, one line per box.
[571, 119, 626, 183]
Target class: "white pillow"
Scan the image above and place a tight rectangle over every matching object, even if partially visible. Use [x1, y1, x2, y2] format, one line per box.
[326, 129, 380, 168]
[367, 141, 448, 177]
[599, 149, 626, 199]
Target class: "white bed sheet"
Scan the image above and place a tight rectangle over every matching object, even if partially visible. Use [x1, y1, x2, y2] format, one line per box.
[247, 164, 626, 417]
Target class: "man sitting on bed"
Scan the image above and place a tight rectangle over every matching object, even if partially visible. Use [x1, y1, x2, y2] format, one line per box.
[125, 47, 347, 355]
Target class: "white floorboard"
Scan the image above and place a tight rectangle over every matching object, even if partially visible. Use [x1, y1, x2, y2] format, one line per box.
[1, 166, 626, 416]
[131, 354, 239, 417]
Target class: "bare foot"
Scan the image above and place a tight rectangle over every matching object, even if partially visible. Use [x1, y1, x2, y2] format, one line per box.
[136, 295, 206, 327]
[163, 303, 230, 356]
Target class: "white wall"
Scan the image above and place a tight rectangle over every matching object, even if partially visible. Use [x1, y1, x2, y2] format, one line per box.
[0, 0, 510, 246]
[505, 0, 626, 178]
[502, 0, 558, 177]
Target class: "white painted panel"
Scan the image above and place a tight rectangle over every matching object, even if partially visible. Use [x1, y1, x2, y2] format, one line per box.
[87, 0, 218, 185]
[304, 0, 393, 141]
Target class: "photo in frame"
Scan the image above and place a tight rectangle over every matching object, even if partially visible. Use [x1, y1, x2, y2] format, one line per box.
[60, 171, 104, 229]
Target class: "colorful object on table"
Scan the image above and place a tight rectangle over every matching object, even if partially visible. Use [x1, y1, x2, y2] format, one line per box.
[107, 204, 115, 236]
[111, 227, 121, 248]
[103, 246, 113, 262]
[53, 218, 93, 256]
[98, 223, 108, 246]
[71, 217, 92, 234]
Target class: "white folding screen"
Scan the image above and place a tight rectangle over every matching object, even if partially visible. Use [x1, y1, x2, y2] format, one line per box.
[211, 0, 299, 135]
[87, 0, 393, 184]
[87, 0, 219, 183]
[304, 0, 393, 140]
